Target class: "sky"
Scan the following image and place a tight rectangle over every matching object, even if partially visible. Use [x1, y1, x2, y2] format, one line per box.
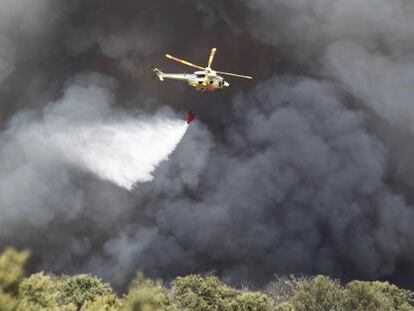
[1, 0, 414, 290]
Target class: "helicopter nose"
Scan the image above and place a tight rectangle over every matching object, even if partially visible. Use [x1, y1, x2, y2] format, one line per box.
[224, 81, 230, 87]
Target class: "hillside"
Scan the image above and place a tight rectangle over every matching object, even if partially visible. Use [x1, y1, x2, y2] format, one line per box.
[1, 248, 413, 310]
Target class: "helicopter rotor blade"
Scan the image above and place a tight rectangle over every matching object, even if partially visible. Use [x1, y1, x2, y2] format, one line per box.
[207, 48, 216, 68]
[215, 70, 253, 79]
[166, 54, 205, 70]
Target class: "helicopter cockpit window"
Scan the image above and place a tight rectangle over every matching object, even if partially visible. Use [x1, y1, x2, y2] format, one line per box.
[196, 74, 206, 78]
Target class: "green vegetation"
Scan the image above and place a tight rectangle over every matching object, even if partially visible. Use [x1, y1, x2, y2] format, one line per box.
[0, 247, 413, 310]
[171, 274, 271, 310]
[265, 275, 414, 311]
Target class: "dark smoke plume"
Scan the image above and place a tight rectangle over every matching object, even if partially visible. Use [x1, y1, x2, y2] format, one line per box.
[2, 0, 414, 291]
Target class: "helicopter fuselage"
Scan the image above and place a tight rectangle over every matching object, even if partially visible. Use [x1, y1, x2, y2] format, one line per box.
[153, 68, 230, 91]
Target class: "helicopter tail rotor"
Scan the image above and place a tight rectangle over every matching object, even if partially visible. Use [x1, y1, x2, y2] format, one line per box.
[152, 67, 165, 81]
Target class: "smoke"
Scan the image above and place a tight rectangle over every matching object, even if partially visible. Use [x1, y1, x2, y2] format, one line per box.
[91, 77, 414, 288]
[0, 0, 51, 83]
[2, 0, 414, 291]
[242, 0, 414, 130]
[10, 74, 186, 191]
[0, 72, 187, 237]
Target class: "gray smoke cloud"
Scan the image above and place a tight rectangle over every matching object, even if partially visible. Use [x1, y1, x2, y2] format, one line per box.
[2, 0, 414, 291]
[0, 0, 51, 83]
[92, 76, 414, 288]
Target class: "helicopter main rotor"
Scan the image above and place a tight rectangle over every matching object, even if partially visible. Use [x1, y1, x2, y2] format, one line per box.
[165, 48, 253, 80]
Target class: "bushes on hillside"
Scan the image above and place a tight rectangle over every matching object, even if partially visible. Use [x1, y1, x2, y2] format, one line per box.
[171, 274, 271, 310]
[0, 248, 30, 295]
[344, 280, 414, 311]
[267, 274, 414, 311]
[1, 247, 414, 310]
[0, 248, 30, 311]
[124, 273, 174, 311]
[16, 272, 120, 310]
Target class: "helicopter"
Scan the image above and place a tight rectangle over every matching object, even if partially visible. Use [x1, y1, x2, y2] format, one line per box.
[152, 48, 253, 92]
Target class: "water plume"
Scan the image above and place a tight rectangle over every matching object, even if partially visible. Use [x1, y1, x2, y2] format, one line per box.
[53, 118, 188, 190]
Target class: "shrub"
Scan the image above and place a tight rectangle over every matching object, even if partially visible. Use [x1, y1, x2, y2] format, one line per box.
[265, 275, 307, 305]
[0, 248, 30, 311]
[171, 274, 272, 311]
[17, 272, 119, 310]
[80, 295, 123, 311]
[235, 291, 273, 311]
[17, 272, 61, 309]
[274, 302, 295, 311]
[172, 274, 238, 310]
[59, 274, 117, 309]
[124, 273, 175, 311]
[0, 247, 30, 294]
[0, 289, 17, 311]
[288, 275, 345, 311]
[344, 280, 414, 311]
